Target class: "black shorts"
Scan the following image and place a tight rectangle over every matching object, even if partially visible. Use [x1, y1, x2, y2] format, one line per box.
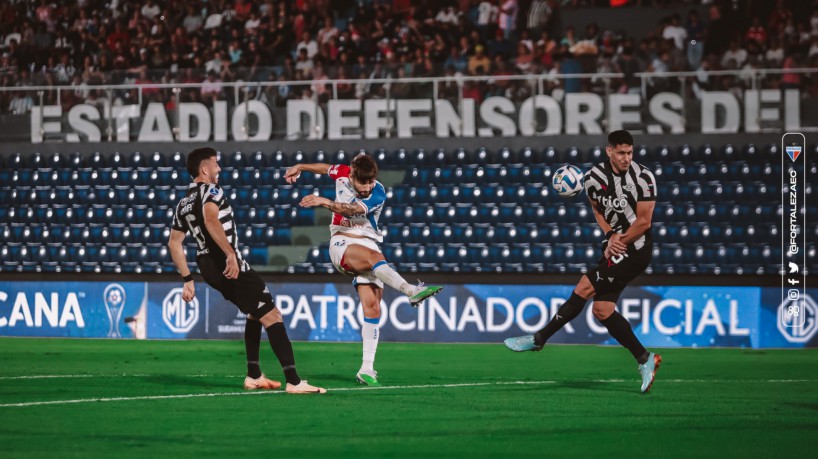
[197, 255, 276, 318]
[586, 244, 652, 303]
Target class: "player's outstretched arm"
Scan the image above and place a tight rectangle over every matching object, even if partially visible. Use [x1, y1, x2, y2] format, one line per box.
[284, 163, 333, 183]
[168, 229, 195, 302]
[299, 195, 366, 217]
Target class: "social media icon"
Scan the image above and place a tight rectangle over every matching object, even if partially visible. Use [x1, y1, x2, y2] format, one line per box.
[788, 278, 800, 285]
[788, 289, 800, 300]
[789, 262, 799, 274]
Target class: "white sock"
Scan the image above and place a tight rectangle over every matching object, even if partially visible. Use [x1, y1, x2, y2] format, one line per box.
[361, 318, 379, 374]
[372, 261, 415, 296]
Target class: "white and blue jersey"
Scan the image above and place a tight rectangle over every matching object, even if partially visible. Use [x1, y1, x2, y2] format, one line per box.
[327, 164, 386, 243]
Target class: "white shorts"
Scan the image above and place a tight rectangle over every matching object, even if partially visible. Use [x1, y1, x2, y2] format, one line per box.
[329, 235, 384, 289]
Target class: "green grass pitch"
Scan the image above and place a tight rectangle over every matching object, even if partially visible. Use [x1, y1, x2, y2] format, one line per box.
[1, 338, 817, 458]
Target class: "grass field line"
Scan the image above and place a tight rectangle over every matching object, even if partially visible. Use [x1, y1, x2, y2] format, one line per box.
[3, 378, 818, 408]
[3, 373, 818, 383]
[0, 374, 213, 380]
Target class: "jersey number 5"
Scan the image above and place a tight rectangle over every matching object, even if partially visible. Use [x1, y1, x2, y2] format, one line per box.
[185, 214, 207, 249]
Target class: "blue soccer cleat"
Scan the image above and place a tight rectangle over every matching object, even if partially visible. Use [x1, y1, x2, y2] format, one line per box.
[638, 352, 662, 393]
[503, 334, 543, 352]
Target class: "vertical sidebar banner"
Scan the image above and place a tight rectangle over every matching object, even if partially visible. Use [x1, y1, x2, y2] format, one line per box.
[781, 133, 807, 331]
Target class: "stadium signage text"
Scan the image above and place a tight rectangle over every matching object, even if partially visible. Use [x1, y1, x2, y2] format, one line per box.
[273, 294, 751, 337]
[29, 90, 802, 143]
[0, 290, 85, 328]
[788, 168, 799, 256]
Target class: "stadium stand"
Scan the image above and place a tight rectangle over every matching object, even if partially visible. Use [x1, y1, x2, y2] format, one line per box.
[1, 144, 813, 275]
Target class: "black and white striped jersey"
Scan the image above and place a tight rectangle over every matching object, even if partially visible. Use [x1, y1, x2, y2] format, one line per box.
[171, 182, 248, 271]
[584, 161, 657, 250]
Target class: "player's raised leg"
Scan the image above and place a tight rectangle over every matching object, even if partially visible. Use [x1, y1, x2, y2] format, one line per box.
[504, 275, 592, 351]
[356, 282, 382, 386]
[339, 242, 442, 306]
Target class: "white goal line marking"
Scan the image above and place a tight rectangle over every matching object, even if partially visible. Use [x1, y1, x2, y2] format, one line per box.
[1, 378, 817, 408]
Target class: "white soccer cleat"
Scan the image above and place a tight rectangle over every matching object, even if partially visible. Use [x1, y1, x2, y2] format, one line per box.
[243, 374, 282, 390]
[285, 380, 327, 394]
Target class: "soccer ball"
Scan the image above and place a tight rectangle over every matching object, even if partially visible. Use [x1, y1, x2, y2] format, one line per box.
[552, 164, 585, 197]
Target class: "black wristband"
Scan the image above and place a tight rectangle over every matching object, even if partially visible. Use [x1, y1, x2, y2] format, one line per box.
[605, 230, 615, 240]
[182, 274, 193, 283]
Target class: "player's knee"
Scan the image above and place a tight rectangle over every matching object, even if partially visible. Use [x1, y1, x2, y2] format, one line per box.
[362, 301, 380, 318]
[575, 276, 595, 299]
[258, 308, 283, 327]
[592, 303, 614, 320]
[368, 253, 387, 269]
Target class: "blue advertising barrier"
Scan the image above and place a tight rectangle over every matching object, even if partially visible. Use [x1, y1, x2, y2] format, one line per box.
[0, 281, 815, 348]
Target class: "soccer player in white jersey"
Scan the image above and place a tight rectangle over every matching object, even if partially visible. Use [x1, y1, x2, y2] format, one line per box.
[504, 130, 662, 393]
[284, 153, 443, 386]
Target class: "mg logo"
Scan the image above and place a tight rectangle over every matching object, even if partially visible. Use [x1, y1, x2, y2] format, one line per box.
[778, 294, 817, 343]
[162, 288, 199, 333]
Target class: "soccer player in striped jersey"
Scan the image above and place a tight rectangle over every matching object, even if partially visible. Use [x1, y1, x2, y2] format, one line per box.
[168, 147, 325, 394]
[504, 130, 662, 393]
[285, 153, 443, 386]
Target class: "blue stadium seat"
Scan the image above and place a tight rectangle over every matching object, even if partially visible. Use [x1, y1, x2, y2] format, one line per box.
[106, 151, 126, 168]
[451, 147, 469, 165]
[155, 167, 179, 185]
[168, 151, 185, 168]
[126, 152, 144, 168]
[430, 185, 452, 204]
[5, 152, 24, 169]
[372, 148, 388, 166]
[12, 169, 32, 187]
[46, 152, 67, 169]
[30, 246, 49, 263]
[539, 146, 558, 163]
[334, 149, 356, 165]
[560, 146, 581, 163]
[227, 151, 246, 169]
[147, 151, 166, 168]
[263, 150, 285, 168]
[85, 151, 105, 168]
[26, 152, 44, 168]
[584, 146, 605, 163]
[495, 146, 517, 163]
[473, 147, 491, 165]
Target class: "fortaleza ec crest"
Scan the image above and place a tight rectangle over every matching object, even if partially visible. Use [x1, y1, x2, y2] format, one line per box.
[786, 145, 802, 162]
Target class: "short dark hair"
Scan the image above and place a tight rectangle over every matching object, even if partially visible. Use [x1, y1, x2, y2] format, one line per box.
[186, 147, 217, 178]
[350, 153, 378, 183]
[607, 130, 634, 147]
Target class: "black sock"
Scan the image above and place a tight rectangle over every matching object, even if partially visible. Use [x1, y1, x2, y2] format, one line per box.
[245, 318, 262, 379]
[265, 322, 301, 385]
[600, 311, 648, 363]
[534, 292, 588, 346]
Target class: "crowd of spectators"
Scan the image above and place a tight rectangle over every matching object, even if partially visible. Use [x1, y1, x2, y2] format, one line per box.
[0, 0, 817, 114]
